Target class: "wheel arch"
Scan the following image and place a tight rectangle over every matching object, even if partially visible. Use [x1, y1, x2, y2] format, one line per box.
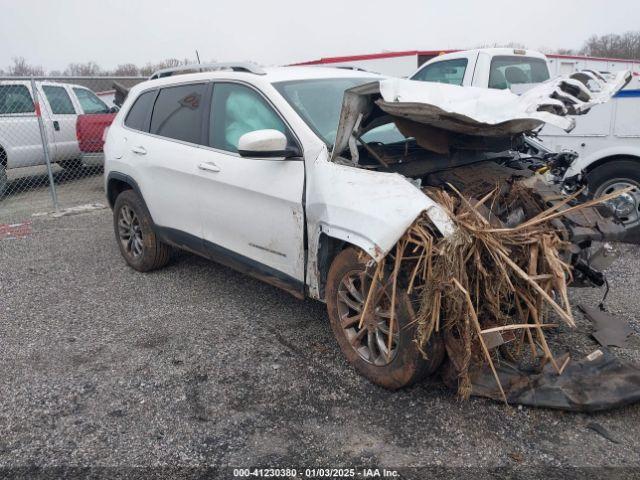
[313, 231, 375, 302]
[566, 146, 640, 177]
[106, 172, 142, 209]
[316, 232, 348, 301]
[0, 144, 7, 168]
[583, 154, 640, 174]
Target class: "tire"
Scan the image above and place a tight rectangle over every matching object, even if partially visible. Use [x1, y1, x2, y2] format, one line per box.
[326, 247, 444, 390]
[0, 161, 6, 199]
[113, 189, 171, 272]
[59, 159, 84, 170]
[587, 159, 640, 241]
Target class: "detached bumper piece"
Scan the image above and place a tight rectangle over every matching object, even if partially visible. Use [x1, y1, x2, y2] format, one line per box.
[530, 178, 628, 244]
[444, 350, 640, 412]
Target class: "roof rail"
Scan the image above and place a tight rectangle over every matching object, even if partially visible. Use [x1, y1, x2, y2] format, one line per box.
[149, 62, 266, 80]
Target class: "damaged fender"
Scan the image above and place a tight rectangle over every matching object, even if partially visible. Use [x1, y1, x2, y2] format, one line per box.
[305, 148, 454, 299]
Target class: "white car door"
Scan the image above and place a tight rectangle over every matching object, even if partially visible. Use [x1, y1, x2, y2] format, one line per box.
[126, 83, 210, 239]
[40, 84, 80, 162]
[197, 81, 305, 293]
[0, 82, 44, 168]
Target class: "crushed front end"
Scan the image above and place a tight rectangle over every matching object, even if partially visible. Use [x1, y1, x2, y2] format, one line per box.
[329, 71, 640, 410]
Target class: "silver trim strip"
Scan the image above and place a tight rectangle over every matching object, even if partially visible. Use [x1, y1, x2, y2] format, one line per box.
[149, 62, 266, 80]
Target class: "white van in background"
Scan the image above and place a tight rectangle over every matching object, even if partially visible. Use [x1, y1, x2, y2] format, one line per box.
[410, 48, 640, 235]
[0, 80, 112, 196]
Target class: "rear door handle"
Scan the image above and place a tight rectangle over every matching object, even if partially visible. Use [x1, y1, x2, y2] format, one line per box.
[198, 161, 220, 173]
[131, 146, 147, 155]
[53, 120, 60, 131]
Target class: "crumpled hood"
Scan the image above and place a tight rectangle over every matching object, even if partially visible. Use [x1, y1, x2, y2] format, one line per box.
[330, 70, 631, 161]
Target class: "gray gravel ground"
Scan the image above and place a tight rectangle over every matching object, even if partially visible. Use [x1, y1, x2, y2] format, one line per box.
[1, 163, 104, 223]
[1, 208, 640, 479]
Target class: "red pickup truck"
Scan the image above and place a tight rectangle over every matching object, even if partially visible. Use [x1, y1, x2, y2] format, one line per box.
[76, 113, 116, 153]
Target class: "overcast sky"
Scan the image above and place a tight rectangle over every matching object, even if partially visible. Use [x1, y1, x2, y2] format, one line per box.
[1, 0, 639, 71]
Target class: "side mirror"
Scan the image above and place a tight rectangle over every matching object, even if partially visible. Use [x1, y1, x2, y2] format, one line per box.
[237, 129, 300, 159]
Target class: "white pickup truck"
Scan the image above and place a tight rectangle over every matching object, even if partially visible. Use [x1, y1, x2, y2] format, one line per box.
[0, 80, 113, 196]
[410, 48, 640, 237]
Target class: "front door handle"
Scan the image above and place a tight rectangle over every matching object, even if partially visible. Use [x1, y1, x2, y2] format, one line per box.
[198, 161, 220, 173]
[131, 146, 147, 155]
[53, 120, 60, 131]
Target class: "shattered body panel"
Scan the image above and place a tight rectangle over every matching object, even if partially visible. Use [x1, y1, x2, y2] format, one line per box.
[304, 146, 455, 299]
[312, 69, 639, 410]
[321, 69, 631, 258]
[330, 70, 631, 163]
[309, 68, 630, 303]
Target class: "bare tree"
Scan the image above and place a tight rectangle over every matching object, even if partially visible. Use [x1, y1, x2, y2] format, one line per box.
[113, 63, 140, 76]
[63, 61, 102, 76]
[139, 58, 194, 77]
[581, 31, 640, 59]
[553, 48, 577, 55]
[6, 57, 45, 76]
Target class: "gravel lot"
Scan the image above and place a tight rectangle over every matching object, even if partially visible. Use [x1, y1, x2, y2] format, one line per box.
[1, 207, 640, 478]
[1, 162, 104, 223]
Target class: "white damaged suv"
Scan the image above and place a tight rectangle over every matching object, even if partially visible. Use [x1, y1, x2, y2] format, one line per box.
[104, 63, 626, 389]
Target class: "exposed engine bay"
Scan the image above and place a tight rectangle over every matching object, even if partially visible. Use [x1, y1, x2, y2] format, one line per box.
[331, 73, 632, 288]
[316, 69, 640, 411]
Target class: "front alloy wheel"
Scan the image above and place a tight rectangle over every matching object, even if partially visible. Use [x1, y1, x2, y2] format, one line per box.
[326, 247, 444, 390]
[336, 269, 398, 366]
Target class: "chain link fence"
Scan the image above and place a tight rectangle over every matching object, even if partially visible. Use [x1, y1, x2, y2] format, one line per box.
[0, 76, 145, 225]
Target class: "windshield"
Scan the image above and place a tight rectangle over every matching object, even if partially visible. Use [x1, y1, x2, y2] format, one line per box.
[274, 77, 377, 145]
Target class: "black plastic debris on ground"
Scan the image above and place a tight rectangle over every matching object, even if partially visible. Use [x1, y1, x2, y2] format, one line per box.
[445, 349, 640, 412]
[579, 304, 633, 348]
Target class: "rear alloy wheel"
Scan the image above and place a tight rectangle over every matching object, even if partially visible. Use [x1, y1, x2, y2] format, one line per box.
[0, 162, 7, 199]
[0, 148, 7, 198]
[326, 247, 444, 389]
[118, 204, 144, 259]
[113, 189, 171, 272]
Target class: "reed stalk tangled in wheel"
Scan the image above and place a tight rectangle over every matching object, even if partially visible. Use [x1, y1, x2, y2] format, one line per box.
[359, 182, 631, 403]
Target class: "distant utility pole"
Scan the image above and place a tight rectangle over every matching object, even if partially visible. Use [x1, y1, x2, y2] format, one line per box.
[195, 50, 201, 64]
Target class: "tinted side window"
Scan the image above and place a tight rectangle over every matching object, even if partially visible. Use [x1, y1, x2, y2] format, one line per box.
[209, 83, 288, 152]
[0, 85, 35, 114]
[124, 91, 156, 131]
[412, 58, 468, 85]
[73, 88, 109, 114]
[150, 84, 207, 144]
[488, 56, 550, 90]
[43, 86, 75, 114]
